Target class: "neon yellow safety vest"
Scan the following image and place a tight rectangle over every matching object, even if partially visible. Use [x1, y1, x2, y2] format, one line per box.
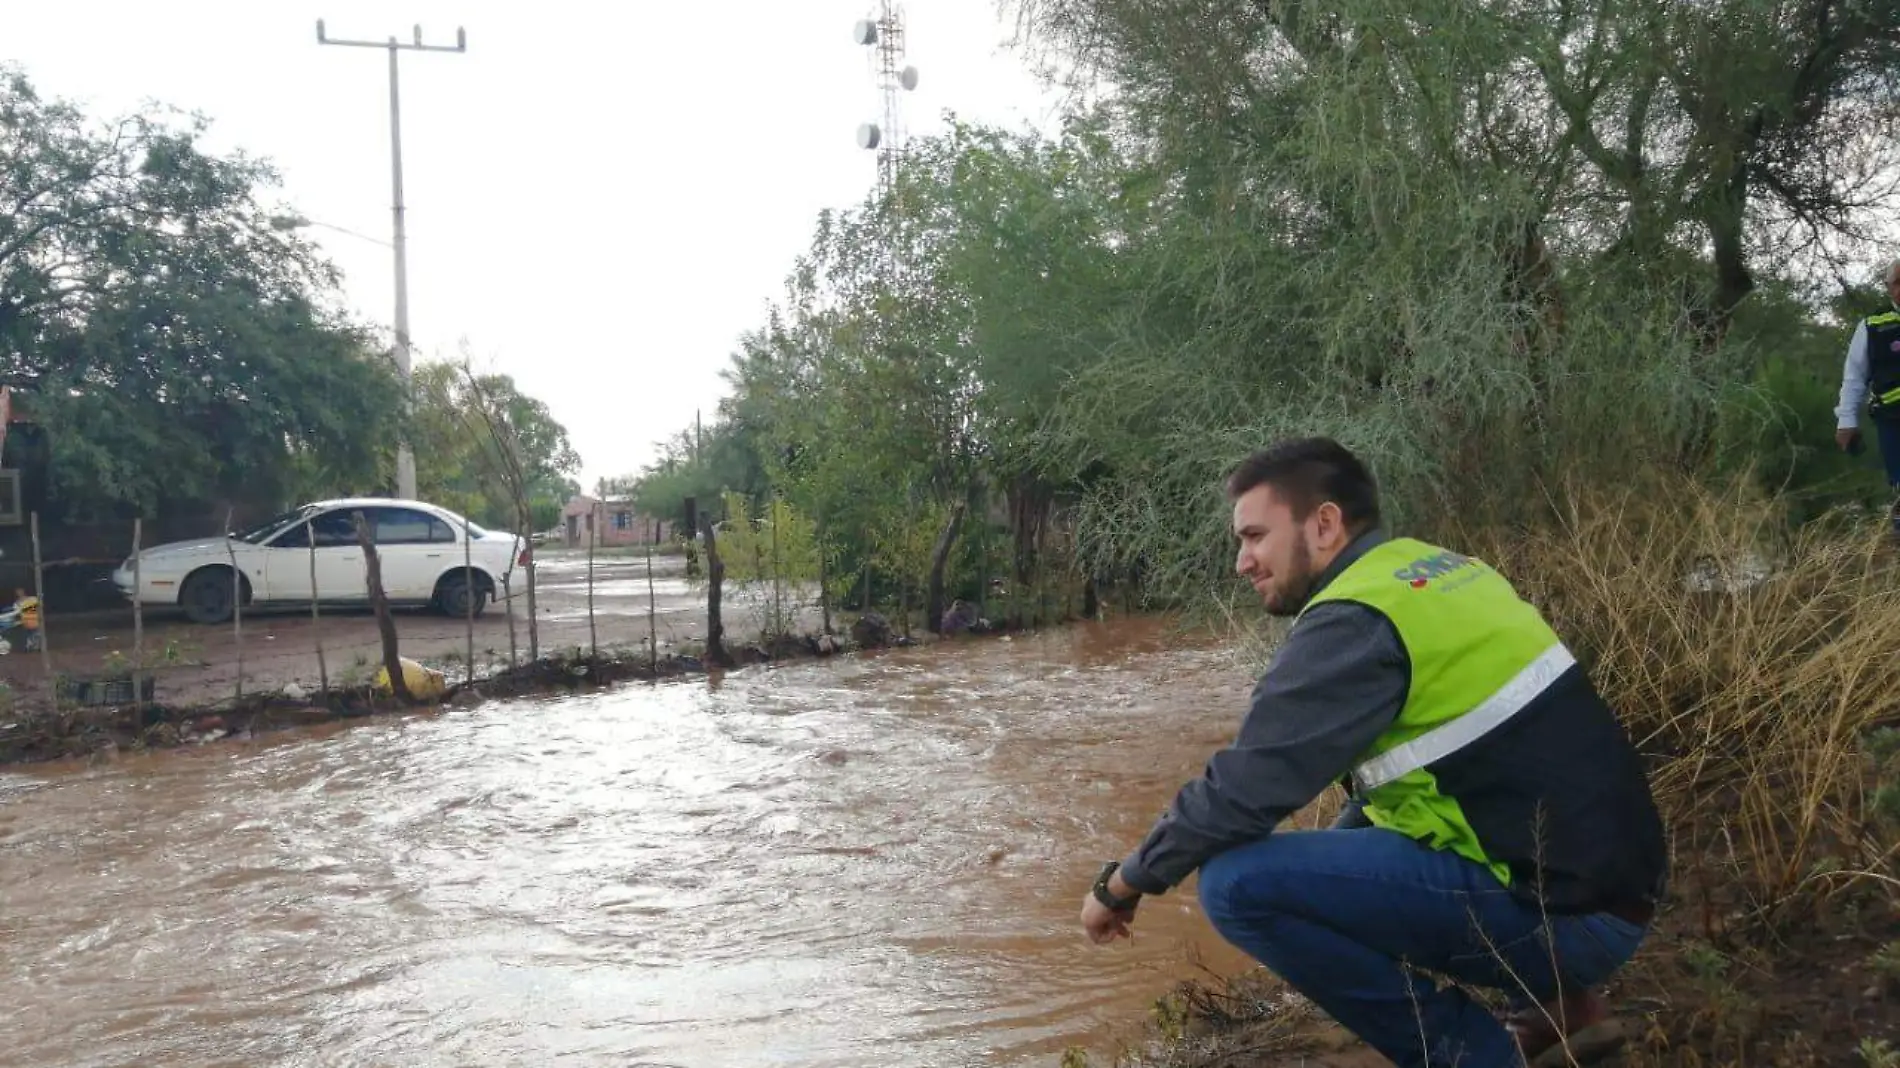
[1865, 311, 1900, 408]
[1302, 537, 1575, 888]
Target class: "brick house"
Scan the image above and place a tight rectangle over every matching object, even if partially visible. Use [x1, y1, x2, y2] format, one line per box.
[560, 494, 671, 548]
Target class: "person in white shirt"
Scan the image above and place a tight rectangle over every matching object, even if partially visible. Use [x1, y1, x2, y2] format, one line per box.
[1834, 260, 1900, 491]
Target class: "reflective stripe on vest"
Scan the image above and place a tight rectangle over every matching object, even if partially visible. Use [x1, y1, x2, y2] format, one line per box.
[1300, 535, 1566, 886]
[1352, 641, 1575, 792]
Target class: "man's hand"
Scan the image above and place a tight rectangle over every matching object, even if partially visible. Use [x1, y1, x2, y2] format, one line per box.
[1081, 893, 1135, 943]
[1080, 867, 1142, 944]
[1839, 427, 1863, 453]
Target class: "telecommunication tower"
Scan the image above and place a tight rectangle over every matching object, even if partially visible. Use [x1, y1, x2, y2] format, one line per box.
[852, 3, 919, 203]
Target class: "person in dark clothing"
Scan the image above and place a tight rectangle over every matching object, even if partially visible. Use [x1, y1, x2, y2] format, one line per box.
[1077, 438, 1668, 1068]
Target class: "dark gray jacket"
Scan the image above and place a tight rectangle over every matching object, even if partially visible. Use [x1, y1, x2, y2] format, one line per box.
[1117, 526, 1669, 917]
[1118, 528, 1404, 893]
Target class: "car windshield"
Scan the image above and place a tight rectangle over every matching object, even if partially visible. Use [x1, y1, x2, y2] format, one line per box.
[230, 505, 317, 544]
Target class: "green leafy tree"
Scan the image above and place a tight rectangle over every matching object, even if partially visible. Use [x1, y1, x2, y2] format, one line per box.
[0, 67, 404, 518]
[411, 358, 581, 531]
[619, 0, 1900, 623]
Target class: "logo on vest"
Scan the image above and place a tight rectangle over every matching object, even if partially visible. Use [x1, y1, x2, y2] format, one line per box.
[1393, 550, 1480, 589]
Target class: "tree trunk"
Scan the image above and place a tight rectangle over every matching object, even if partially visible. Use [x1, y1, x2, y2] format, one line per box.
[975, 537, 989, 621]
[353, 510, 413, 704]
[702, 516, 730, 667]
[1007, 475, 1051, 629]
[925, 502, 966, 634]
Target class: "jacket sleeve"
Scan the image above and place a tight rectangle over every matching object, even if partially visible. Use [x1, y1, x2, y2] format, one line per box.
[1116, 601, 1409, 894]
[1838, 320, 1870, 430]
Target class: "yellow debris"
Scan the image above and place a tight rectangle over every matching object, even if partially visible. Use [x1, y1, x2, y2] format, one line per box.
[372, 657, 446, 701]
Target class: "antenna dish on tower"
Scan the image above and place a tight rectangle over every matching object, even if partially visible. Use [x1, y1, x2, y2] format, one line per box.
[851, 2, 911, 213]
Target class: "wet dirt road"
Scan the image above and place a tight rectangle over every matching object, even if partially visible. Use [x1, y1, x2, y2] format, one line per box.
[0, 617, 1300, 1067]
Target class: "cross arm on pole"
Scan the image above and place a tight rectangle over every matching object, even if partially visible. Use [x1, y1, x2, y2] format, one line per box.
[316, 20, 467, 52]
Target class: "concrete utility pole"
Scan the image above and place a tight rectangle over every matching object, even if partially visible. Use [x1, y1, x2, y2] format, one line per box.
[316, 20, 467, 501]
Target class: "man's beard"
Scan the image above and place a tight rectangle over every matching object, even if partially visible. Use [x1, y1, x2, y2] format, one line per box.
[1264, 541, 1316, 618]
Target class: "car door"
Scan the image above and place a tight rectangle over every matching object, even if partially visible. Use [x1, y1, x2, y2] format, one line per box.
[263, 510, 365, 601]
[367, 506, 458, 600]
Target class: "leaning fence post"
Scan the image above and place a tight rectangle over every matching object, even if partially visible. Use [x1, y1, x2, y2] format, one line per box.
[646, 539, 658, 675]
[132, 518, 144, 707]
[587, 525, 599, 661]
[30, 512, 51, 709]
[462, 515, 476, 685]
[703, 515, 729, 667]
[771, 505, 783, 641]
[308, 517, 327, 697]
[502, 572, 519, 668]
[223, 507, 242, 704]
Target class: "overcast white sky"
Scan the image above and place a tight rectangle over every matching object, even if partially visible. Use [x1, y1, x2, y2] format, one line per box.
[1, 1, 1067, 490]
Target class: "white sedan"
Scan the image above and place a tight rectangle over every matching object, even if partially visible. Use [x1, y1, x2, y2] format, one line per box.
[112, 497, 530, 625]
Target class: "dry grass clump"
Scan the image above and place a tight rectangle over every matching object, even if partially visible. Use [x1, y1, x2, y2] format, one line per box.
[1454, 472, 1900, 921]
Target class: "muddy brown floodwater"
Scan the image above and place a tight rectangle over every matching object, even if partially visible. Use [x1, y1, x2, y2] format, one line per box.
[0, 617, 1293, 1067]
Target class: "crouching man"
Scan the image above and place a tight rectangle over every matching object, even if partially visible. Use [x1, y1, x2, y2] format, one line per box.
[1078, 437, 1667, 1067]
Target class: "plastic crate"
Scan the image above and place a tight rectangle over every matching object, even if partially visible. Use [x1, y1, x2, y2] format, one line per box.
[56, 674, 158, 707]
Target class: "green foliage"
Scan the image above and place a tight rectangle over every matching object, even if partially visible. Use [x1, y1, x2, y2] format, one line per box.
[716, 492, 819, 586]
[713, 491, 821, 639]
[0, 67, 406, 518]
[614, 413, 769, 535]
[617, 0, 1900, 622]
[1862, 1037, 1900, 1068]
[412, 359, 580, 532]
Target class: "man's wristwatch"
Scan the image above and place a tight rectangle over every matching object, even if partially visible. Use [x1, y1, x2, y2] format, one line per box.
[1092, 861, 1142, 912]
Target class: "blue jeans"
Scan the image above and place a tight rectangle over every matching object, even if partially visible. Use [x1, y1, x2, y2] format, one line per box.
[1197, 828, 1647, 1068]
[1875, 415, 1900, 488]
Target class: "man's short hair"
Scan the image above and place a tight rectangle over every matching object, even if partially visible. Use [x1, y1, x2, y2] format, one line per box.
[1224, 437, 1382, 532]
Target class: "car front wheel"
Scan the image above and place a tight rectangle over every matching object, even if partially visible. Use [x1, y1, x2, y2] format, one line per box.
[180, 568, 238, 625]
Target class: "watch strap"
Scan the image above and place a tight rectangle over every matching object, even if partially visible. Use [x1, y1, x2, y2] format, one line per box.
[1093, 861, 1141, 911]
